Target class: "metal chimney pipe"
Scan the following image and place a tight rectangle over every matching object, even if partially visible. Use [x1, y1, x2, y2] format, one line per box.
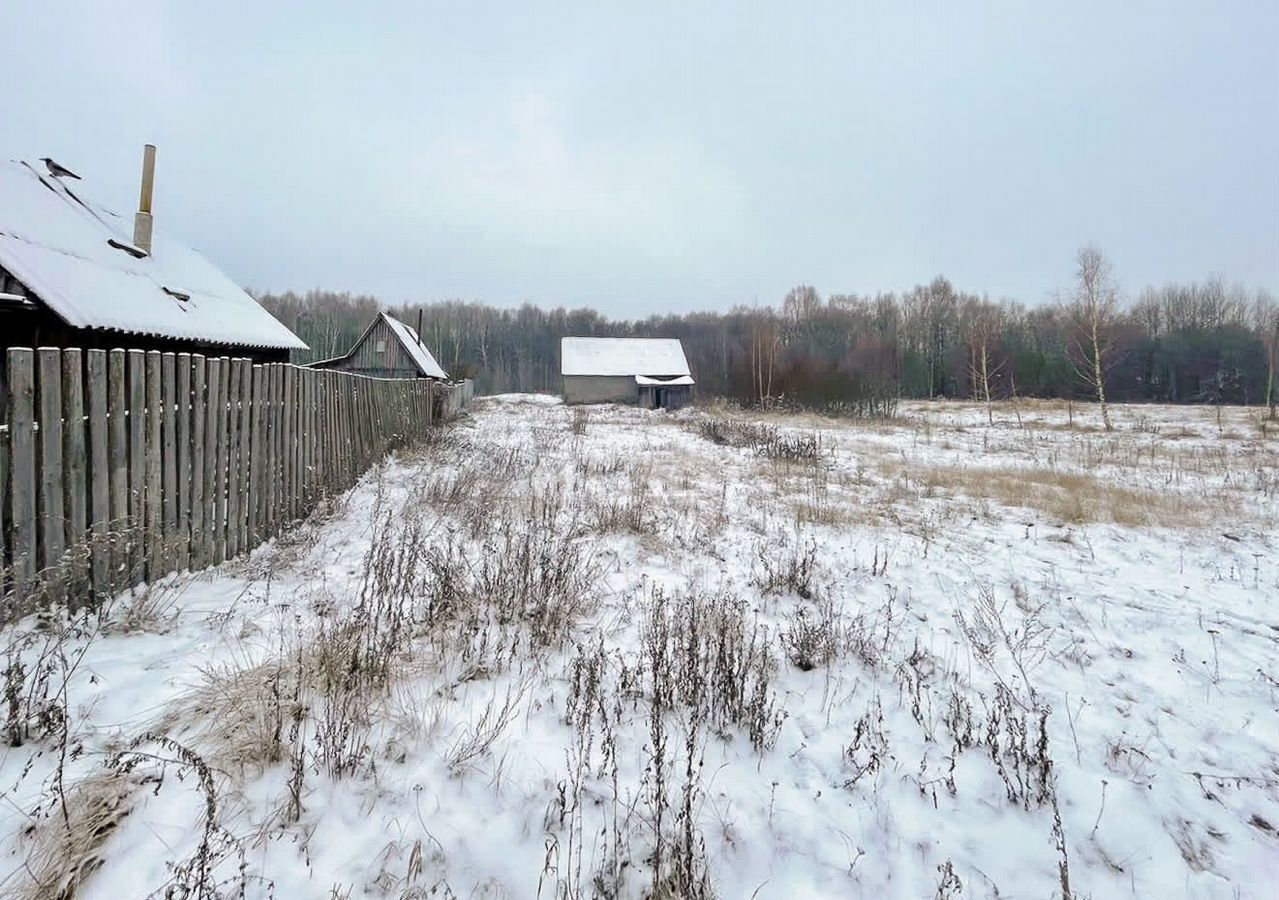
[133, 144, 156, 255]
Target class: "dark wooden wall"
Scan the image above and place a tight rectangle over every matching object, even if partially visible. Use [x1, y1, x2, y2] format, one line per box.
[311, 317, 424, 379]
[2, 310, 289, 362]
[1, 265, 293, 368]
[638, 384, 693, 410]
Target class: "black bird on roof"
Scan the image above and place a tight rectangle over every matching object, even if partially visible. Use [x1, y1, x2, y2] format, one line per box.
[39, 157, 81, 180]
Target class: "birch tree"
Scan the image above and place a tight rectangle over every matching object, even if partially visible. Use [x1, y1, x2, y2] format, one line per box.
[1067, 245, 1119, 431]
[964, 299, 1006, 425]
[1255, 291, 1279, 419]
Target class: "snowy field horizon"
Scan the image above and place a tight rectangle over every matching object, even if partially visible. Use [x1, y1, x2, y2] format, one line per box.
[1, 395, 1276, 898]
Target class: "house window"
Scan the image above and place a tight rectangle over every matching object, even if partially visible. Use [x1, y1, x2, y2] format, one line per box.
[375, 340, 387, 353]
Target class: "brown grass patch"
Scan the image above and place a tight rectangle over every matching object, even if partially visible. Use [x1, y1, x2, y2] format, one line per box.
[789, 498, 860, 527]
[881, 461, 1229, 527]
[16, 770, 137, 900]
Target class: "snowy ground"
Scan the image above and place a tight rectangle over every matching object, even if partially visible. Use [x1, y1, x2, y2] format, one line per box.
[2, 395, 1277, 899]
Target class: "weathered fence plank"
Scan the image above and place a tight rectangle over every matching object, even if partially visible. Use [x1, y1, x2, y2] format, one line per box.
[302, 369, 314, 506]
[161, 353, 177, 572]
[190, 356, 207, 569]
[213, 358, 230, 565]
[38, 348, 65, 572]
[265, 364, 279, 532]
[176, 354, 191, 570]
[225, 359, 242, 560]
[127, 350, 146, 585]
[0, 402, 6, 597]
[236, 360, 252, 554]
[248, 366, 264, 545]
[274, 364, 285, 523]
[202, 358, 221, 567]
[62, 350, 87, 595]
[86, 350, 110, 596]
[7, 350, 36, 597]
[145, 351, 162, 579]
[108, 350, 128, 590]
[282, 365, 295, 523]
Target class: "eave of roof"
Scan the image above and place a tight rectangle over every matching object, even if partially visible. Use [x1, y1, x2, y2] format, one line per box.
[0, 160, 307, 350]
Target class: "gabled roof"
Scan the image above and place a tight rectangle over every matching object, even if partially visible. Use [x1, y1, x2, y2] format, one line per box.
[381, 314, 448, 379]
[0, 159, 306, 350]
[312, 312, 448, 379]
[561, 337, 692, 378]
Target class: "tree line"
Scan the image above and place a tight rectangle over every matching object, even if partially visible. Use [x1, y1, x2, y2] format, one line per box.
[257, 247, 1279, 420]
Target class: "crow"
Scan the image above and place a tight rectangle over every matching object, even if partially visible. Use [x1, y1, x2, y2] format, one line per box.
[40, 157, 81, 180]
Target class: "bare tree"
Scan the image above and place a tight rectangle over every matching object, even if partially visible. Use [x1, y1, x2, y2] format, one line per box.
[964, 299, 1006, 425]
[1066, 246, 1120, 431]
[749, 315, 782, 407]
[781, 284, 822, 324]
[1255, 290, 1279, 420]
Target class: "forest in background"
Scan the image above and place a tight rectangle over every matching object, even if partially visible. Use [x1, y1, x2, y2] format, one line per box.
[257, 250, 1279, 415]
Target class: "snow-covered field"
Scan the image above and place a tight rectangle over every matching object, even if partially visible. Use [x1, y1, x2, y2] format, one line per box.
[2, 395, 1277, 899]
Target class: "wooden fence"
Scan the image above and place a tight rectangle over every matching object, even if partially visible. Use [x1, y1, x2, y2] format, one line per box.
[0, 347, 471, 610]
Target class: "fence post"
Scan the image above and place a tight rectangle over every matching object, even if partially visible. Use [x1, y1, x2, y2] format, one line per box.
[61, 349, 88, 597]
[340, 374, 351, 485]
[225, 359, 242, 559]
[190, 356, 207, 570]
[7, 349, 36, 600]
[0, 367, 6, 601]
[267, 364, 281, 533]
[304, 368, 315, 508]
[249, 365, 264, 545]
[213, 358, 230, 564]
[284, 365, 297, 522]
[237, 360, 254, 554]
[145, 351, 162, 579]
[161, 353, 177, 574]
[176, 353, 191, 570]
[107, 351, 128, 591]
[127, 350, 146, 586]
[202, 357, 221, 567]
[38, 348, 65, 573]
[86, 350, 110, 597]
[291, 368, 302, 514]
[324, 371, 334, 492]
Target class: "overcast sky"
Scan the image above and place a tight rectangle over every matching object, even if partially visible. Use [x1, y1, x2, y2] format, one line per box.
[5, 2, 1277, 315]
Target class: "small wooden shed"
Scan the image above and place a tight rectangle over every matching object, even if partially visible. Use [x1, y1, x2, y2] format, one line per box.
[309, 312, 448, 381]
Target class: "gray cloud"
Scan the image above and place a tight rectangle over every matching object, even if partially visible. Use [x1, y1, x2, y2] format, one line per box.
[5, 1, 1276, 315]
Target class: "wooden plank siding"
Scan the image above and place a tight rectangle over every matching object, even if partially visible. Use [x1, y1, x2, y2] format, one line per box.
[0, 350, 468, 613]
[311, 316, 434, 379]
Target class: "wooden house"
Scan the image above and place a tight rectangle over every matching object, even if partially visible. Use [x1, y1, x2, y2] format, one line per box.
[561, 337, 695, 410]
[309, 312, 448, 381]
[0, 149, 306, 367]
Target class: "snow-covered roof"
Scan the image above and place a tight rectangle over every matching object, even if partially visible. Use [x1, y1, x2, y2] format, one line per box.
[561, 337, 692, 378]
[635, 375, 695, 386]
[381, 314, 448, 379]
[0, 160, 306, 350]
[311, 312, 448, 379]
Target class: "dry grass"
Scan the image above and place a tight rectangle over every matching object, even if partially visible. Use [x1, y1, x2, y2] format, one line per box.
[882, 461, 1230, 527]
[13, 769, 136, 900]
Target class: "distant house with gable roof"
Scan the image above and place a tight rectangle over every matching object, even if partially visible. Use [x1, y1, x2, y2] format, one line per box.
[308, 312, 449, 381]
[560, 336, 695, 410]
